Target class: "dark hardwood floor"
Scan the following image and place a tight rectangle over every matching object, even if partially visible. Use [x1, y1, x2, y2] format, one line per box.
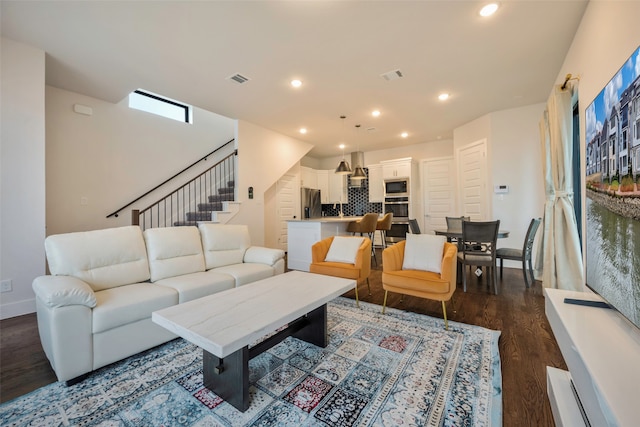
[0, 248, 567, 426]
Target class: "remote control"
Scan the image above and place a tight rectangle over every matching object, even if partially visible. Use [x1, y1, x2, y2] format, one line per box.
[563, 298, 611, 309]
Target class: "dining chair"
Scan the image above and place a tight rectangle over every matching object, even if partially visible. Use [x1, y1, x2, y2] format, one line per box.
[445, 216, 470, 246]
[496, 218, 541, 288]
[376, 212, 393, 248]
[457, 220, 500, 294]
[347, 213, 379, 265]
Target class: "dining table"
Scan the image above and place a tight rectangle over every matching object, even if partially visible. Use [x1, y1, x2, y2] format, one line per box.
[434, 228, 510, 241]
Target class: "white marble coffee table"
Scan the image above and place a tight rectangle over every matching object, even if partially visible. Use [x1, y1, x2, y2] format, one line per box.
[152, 270, 355, 411]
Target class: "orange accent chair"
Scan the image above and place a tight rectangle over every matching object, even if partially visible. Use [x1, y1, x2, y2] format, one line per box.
[381, 240, 458, 329]
[310, 236, 372, 307]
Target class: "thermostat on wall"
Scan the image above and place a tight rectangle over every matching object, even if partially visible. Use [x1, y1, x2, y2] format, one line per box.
[494, 185, 509, 194]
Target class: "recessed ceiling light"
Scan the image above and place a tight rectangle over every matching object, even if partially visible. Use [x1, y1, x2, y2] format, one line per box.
[401, 132, 409, 138]
[372, 110, 381, 117]
[339, 144, 346, 150]
[299, 128, 307, 134]
[291, 79, 302, 88]
[438, 93, 450, 101]
[479, 3, 499, 17]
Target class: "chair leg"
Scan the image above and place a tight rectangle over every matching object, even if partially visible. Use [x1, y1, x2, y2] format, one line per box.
[355, 282, 360, 308]
[522, 258, 530, 288]
[367, 277, 371, 296]
[499, 257, 503, 278]
[370, 232, 377, 266]
[462, 263, 467, 292]
[382, 290, 388, 314]
[442, 300, 449, 330]
[450, 293, 457, 314]
[493, 266, 499, 295]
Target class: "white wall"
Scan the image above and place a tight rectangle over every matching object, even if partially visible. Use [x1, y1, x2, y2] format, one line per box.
[45, 86, 235, 236]
[0, 38, 46, 319]
[551, 0, 640, 251]
[233, 120, 313, 246]
[452, 105, 545, 268]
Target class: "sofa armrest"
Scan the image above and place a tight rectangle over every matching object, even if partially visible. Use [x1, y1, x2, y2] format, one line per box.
[244, 246, 285, 267]
[311, 237, 333, 263]
[32, 275, 97, 308]
[440, 242, 458, 284]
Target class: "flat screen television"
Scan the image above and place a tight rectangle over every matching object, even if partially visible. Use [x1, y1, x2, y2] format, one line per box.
[584, 45, 640, 330]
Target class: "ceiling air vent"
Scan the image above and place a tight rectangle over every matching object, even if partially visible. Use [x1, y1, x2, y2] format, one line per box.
[380, 69, 403, 81]
[227, 73, 250, 84]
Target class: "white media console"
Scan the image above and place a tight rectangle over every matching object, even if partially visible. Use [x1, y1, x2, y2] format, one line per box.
[545, 288, 640, 426]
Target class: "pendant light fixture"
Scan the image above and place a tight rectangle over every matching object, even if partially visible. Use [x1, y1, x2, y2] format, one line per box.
[335, 115, 352, 174]
[350, 124, 366, 180]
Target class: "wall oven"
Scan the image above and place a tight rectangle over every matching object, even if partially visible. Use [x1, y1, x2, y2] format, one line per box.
[384, 179, 409, 197]
[384, 196, 409, 219]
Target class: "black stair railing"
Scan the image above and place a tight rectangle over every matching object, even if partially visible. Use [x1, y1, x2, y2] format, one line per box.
[132, 150, 237, 230]
[107, 139, 235, 220]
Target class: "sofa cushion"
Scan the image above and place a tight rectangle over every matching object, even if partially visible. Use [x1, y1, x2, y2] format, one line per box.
[92, 282, 178, 333]
[144, 226, 206, 282]
[45, 226, 150, 292]
[213, 263, 275, 286]
[324, 236, 364, 264]
[199, 224, 251, 269]
[154, 270, 235, 303]
[402, 233, 446, 273]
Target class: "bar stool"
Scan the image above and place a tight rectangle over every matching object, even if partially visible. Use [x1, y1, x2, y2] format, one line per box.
[347, 213, 379, 265]
[376, 212, 393, 248]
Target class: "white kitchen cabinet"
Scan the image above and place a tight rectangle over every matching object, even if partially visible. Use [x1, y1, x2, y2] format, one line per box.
[367, 164, 384, 202]
[316, 170, 330, 204]
[329, 172, 347, 203]
[300, 166, 318, 189]
[381, 158, 413, 179]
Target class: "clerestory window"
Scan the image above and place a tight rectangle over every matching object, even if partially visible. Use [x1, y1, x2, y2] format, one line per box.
[128, 89, 192, 124]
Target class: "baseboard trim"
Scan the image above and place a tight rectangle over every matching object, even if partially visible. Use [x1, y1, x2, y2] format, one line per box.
[0, 298, 36, 320]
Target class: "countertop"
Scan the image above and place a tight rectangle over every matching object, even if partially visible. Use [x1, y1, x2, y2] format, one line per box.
[287, 216, 363, 223]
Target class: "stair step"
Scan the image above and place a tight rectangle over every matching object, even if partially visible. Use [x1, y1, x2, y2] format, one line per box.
[173, 221, 199, 227]
[227, 180, 235, 188]
[186, 211, 214, 221]
[209, 194, 234, 202]
[198, 202, 223, 211]
[218, 187, 234, 195]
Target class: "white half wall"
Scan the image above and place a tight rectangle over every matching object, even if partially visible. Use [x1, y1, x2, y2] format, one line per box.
[0, 38, 46, 319]
[232, 120, 313, 246]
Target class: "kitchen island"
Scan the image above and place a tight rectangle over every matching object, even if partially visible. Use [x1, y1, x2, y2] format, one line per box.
[287, 217, 362, 271]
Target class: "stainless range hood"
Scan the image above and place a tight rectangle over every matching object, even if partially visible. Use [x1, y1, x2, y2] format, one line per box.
[349, 151, 365, 188]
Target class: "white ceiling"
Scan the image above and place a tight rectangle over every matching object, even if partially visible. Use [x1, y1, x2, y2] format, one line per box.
[1, 1, 588, 158]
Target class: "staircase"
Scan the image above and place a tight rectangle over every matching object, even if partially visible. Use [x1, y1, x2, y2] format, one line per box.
[177, 180, 236, 225]
[133, 149, 238, 230]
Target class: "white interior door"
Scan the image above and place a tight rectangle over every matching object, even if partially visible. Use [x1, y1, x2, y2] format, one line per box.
[457, 139, 488, 220]
[422, 157, 455, 234]
[276, 173, 296, 251]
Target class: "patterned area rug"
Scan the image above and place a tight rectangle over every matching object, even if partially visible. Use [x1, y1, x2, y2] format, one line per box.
[0, 298, 501, 426]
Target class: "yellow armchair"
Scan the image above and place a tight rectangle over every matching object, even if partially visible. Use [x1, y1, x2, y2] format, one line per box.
[382, 240, 457, 329]
[310, 236, 372, 307]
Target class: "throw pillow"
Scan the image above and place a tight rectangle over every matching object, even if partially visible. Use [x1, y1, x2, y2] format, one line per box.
[402, 233, 446, 273]
[324, 236, 365, 264]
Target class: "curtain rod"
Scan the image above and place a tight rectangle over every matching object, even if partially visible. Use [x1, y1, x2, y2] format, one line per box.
[561, 73, 580, 90]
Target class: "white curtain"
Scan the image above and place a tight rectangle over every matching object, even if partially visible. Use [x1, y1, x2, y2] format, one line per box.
[536, 84, 584, 291]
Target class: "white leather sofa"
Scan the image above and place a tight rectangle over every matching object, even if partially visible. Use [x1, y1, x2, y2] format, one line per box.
[32, 223, 285, 384]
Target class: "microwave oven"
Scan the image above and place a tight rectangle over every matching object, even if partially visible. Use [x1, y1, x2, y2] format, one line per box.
[384, 179, 409, 196]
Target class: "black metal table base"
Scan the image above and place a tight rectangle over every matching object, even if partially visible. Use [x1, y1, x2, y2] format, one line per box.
[203, 304, 328, 412]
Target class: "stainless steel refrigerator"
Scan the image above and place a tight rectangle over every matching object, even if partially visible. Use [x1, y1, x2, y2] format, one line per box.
[301, 188, 322, 218]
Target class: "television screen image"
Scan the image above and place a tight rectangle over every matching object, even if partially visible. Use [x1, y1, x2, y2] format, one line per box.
[584, 45, 640, 330]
